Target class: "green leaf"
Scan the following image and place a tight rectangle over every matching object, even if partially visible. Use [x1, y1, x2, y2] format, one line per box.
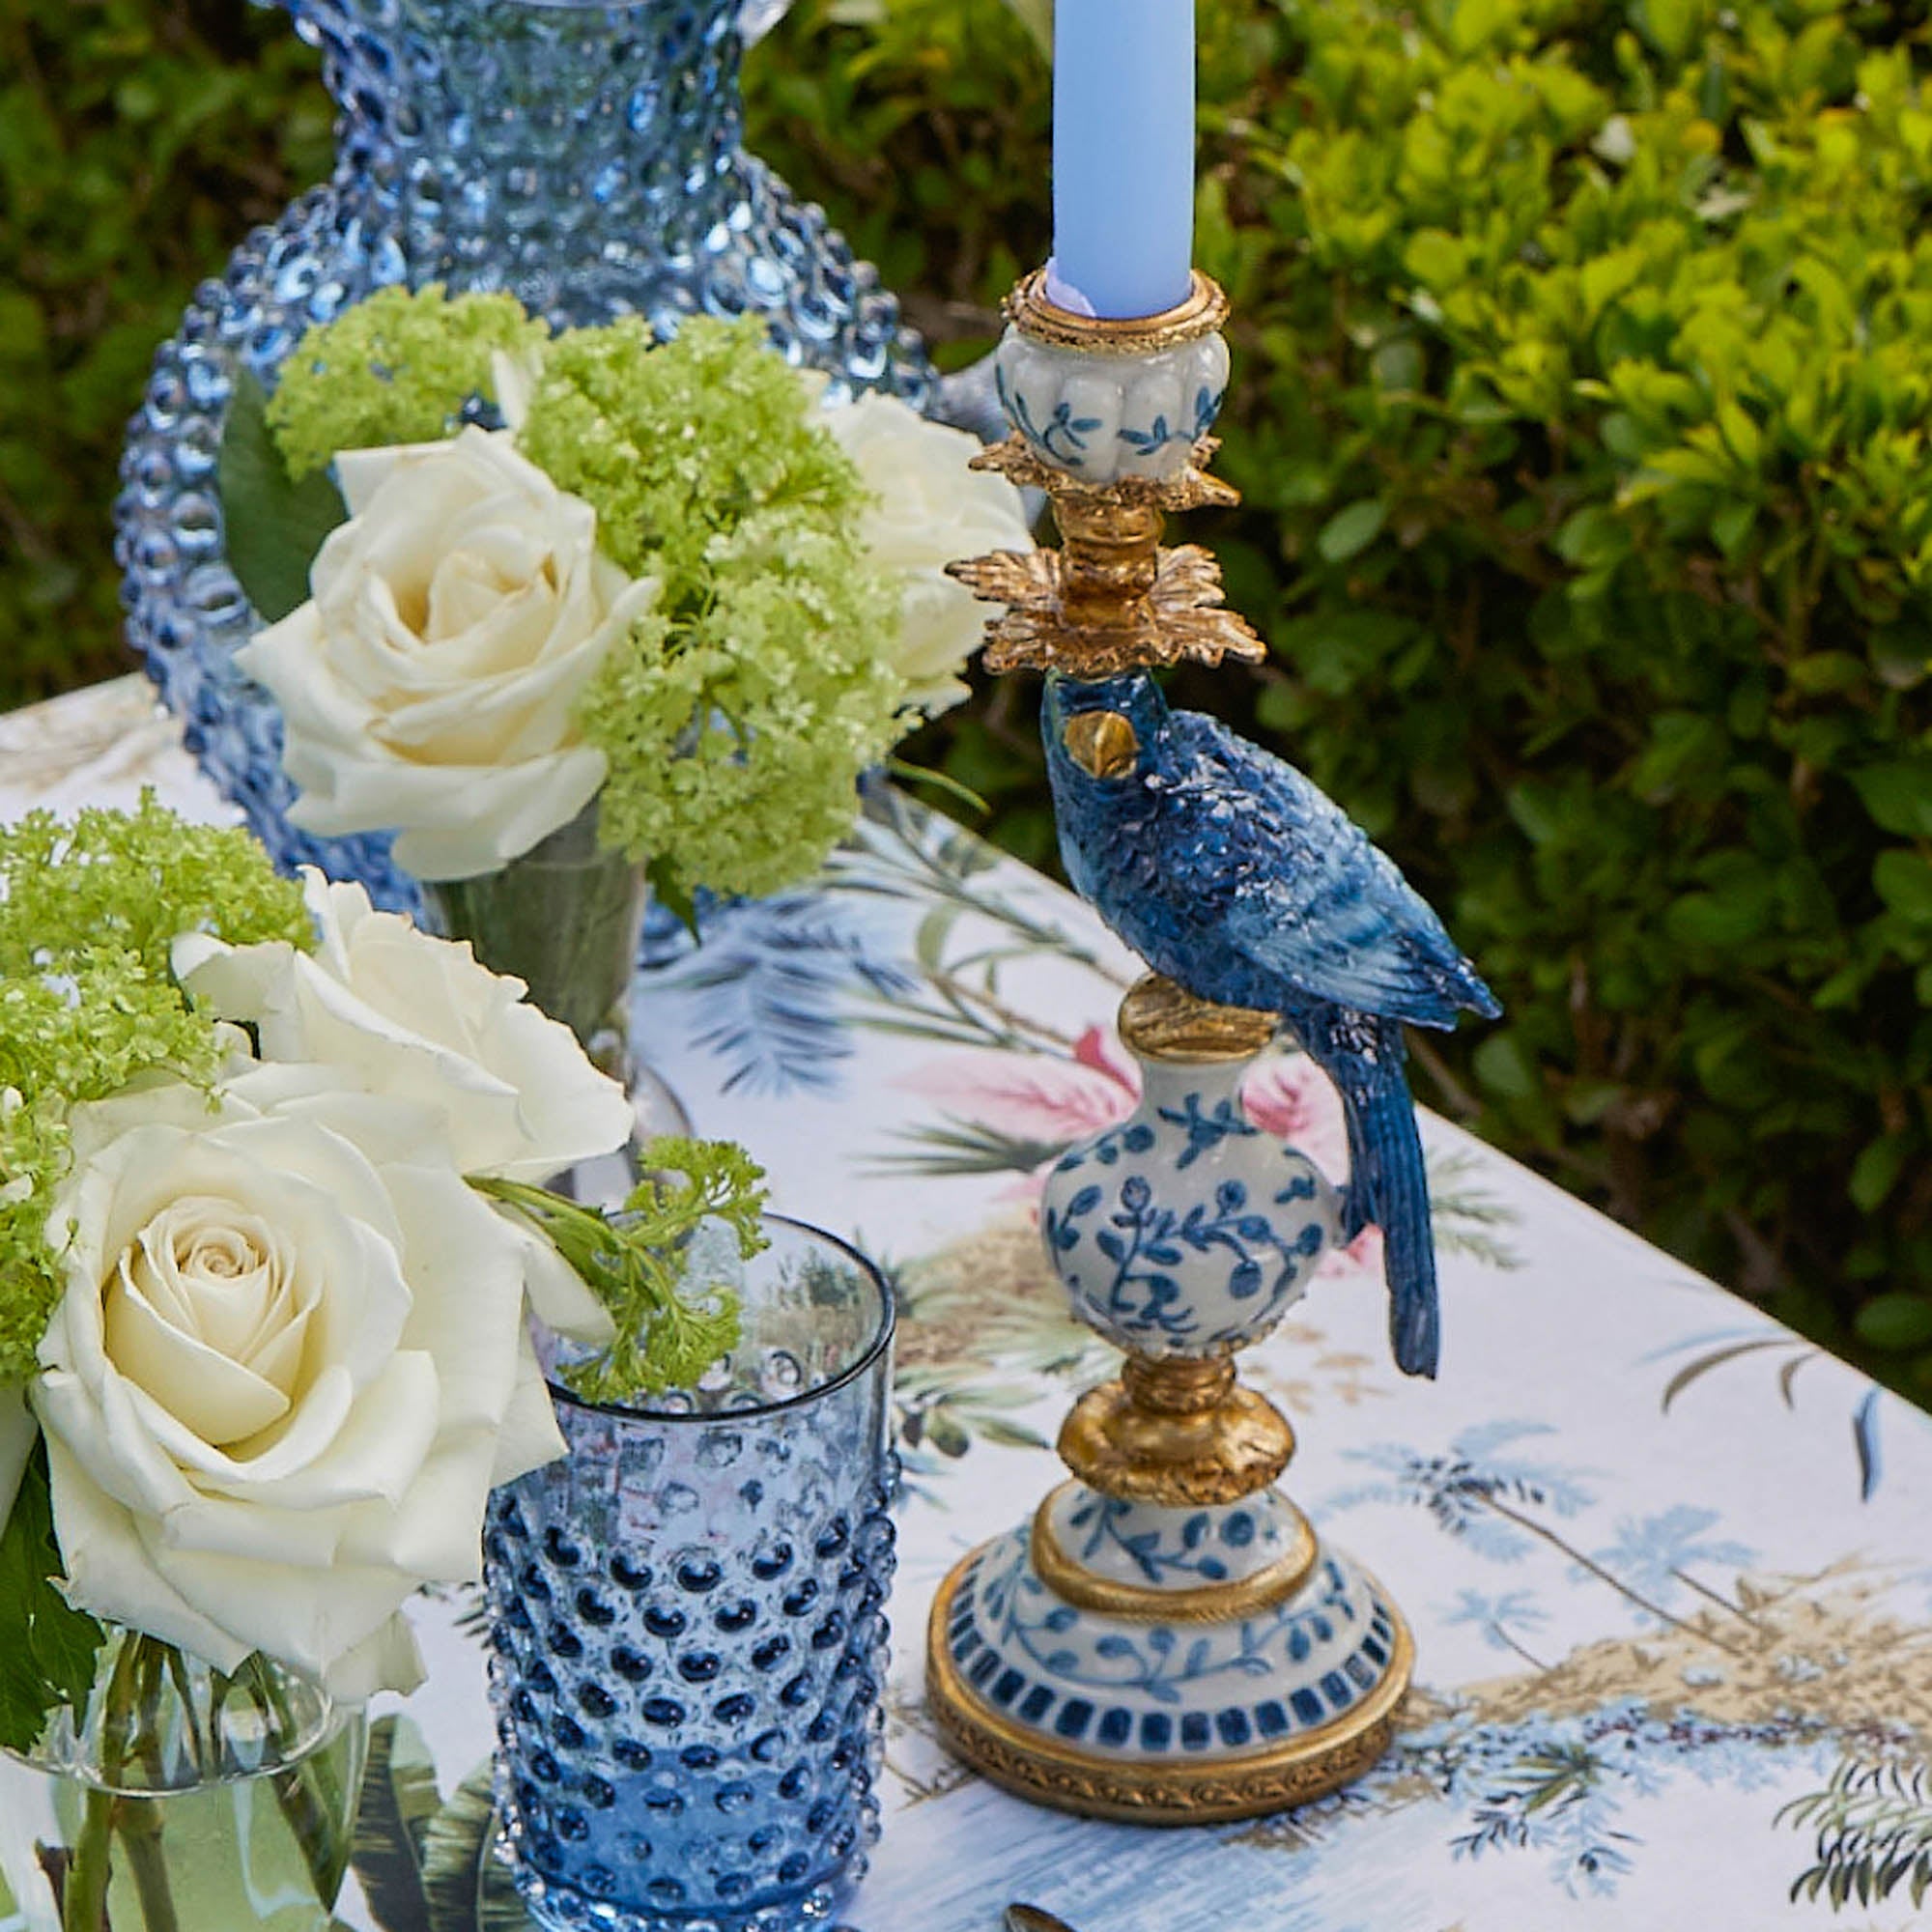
[423, 1766, 532, 1932]
[217, 367, 349, 624]
[1403, 229, 1466, 288]
[1555, 504, 1632, 571]
[646, 854, 700, 938]
[0, 1440, 106, 1754]
[1317, 498, 1386, 564]
[1854, 1293, 1932, 1353]
[1664, 870, 1774, 948]
[992, 0, 1052, 56]
[1710, 499, 1756, 559]
[1874, 850, 1932, 924]
[1850, 761, 1932, 838]
[350, 1714, 440, 1932]
[1473, 1032, 1539, 1102]
[1850, 1133, 1913, 1212]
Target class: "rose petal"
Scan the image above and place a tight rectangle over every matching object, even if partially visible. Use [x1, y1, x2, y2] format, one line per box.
[43, 1435, 252, 1673]
[322, 1612, 424, 1703]
[508, 1218, 615, 1344]
[104, 1275, 293, 1446]
[492, 1327, 570, 1488]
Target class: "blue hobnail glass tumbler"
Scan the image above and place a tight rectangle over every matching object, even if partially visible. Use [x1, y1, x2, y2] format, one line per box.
[485, 1218, 896, 1932]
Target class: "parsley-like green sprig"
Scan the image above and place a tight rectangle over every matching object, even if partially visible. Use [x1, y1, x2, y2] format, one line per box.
[0, 798, 312, 1387]
[476, 1137, 769, 1405]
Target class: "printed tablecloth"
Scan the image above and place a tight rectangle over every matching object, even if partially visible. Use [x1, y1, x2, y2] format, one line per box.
[4, 679, 1929, 1932]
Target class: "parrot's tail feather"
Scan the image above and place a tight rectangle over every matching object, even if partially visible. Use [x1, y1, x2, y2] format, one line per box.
[1307, 1007, 1439, 1378]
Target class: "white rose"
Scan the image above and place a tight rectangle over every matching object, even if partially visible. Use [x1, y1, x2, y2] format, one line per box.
[238, 426, 661, 881]
[33, 1065, 566, 1699]
[817, 393, 1034, 715]
[174, 871, 624, 1343]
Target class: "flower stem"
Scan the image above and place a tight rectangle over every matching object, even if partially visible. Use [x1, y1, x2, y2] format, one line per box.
[113, 1804, 178, 1932]
[240, 1657, 353, 1907]
[57, 1634, 198, 1932]
[61, 1786, 115, 1932]
[61, 1631, 147, 1931]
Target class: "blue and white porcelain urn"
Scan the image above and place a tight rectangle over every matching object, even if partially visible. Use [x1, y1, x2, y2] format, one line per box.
[927, 977, 1413, 1822]
[1040, 1002, 1341, 1359]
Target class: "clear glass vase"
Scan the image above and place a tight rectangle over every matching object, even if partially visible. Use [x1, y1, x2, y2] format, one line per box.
[485, 1216, 897, 1932]
[115, 0, 935, 916]
[418, 804, 692, 1167]
[0, 1630, 368, 1932]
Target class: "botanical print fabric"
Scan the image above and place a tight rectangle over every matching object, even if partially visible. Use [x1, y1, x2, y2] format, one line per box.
[2, 685, 1927, 1932]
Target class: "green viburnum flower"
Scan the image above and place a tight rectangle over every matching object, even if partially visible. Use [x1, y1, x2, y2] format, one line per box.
[267, 284, 549, 479]
[0, 798, 311, 1385]
[516, 313, 868, 591]
[516, 314, 903, 907]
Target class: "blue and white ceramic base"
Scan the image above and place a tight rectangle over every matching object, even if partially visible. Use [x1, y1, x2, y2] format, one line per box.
[927, 978, 1414, 1821]
[994, 325, 1229, 486]
[926, 1521, 1411, 1822]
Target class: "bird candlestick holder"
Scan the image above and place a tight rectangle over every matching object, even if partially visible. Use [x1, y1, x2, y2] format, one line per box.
[927, 270, 1499, 1822]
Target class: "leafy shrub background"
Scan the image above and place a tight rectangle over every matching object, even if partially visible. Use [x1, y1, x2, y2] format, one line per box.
[5, 0, 1930, 1402]
[0, 0, 332, 702]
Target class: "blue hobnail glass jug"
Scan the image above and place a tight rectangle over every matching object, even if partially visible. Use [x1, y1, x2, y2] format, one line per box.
[115, 0, 935, 910]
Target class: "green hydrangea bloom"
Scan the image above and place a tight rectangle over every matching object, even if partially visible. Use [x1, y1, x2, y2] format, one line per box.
[516, 314, 868, 592]
[267, 284, 549, 478]
[0, 799, 312, 1386]
[518, 315, 901, 903]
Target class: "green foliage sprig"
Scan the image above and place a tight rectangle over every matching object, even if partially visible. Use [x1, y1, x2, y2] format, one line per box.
[476, 1137, 768, 1405]
[265, 283, 548, 477]
[0, 797, 312, 1386]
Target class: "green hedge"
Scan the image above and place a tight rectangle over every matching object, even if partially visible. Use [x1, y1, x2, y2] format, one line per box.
[5, 0, 1929, 1398]
[0, 0, 332, 707]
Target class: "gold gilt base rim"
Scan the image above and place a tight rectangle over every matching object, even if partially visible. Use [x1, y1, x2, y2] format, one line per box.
[923, 1543, 1414, 1826]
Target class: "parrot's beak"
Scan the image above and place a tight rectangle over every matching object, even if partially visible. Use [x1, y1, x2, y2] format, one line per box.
[1062, 710, 1139, 780]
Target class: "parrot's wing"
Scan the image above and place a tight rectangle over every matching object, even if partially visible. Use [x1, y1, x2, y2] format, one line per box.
[1166, 713, 1497, 1028]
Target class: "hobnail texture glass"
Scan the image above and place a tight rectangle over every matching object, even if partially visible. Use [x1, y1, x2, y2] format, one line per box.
[485, 1217, 897, 1931]
[115, 0, 935, 914]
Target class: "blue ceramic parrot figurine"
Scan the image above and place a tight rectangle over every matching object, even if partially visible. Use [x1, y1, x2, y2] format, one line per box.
[1041, 671, 1500, 1378]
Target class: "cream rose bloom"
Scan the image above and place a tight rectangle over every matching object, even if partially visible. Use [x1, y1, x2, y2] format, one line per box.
[237, 426, 660, 882]
[33, 1065, 565, 1699]
[174, 871, 625, 1342]
[818, 393, 1034, 716]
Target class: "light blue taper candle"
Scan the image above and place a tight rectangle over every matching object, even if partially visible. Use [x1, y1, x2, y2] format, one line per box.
[1047, 0, 1196, 321]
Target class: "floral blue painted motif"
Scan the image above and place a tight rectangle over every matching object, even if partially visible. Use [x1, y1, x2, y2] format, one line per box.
[1045, 1162, 1323, 1344]
[1115, 382, 1227, 458]
[996, 360, 1104, 466]
[1039, 1028, 1341, 1356]
[943, 1529, 1401, 1747]
[1065, 1493, 1264, 1589]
